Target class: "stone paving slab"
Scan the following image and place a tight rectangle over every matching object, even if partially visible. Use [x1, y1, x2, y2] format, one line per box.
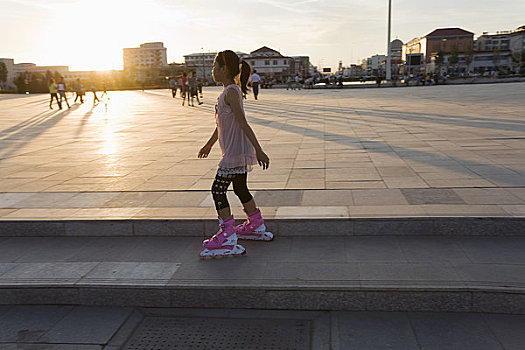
[2, 305, 524, 349]
[0, 189, 524, 220]
[0, 236, 523, 313]
[1, 83, 524, 220]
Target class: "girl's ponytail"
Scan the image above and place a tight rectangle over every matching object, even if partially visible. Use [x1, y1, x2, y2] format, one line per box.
[239, 60, 251, 95]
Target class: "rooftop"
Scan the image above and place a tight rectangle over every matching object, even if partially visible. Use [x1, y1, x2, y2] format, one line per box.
[426, 28, 474, 37]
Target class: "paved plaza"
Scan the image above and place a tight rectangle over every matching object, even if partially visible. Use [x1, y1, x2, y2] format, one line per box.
[1, 305, 525, 349]
[1, 82, 524, 219]
[1, 84, 525, 349]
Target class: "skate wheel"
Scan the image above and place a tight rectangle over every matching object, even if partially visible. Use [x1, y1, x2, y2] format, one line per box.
[199, 245, 246, 259]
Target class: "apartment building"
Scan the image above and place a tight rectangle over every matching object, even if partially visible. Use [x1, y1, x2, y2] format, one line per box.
[123, 42, 168, 70]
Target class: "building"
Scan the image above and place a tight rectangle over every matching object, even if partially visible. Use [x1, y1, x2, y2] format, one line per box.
[474, 26, 525, 72]
[390, 39, 403, 64]
[470, 51, 513, 72]
[182, 47, 312, 82]
[0, 58, 16, 90]
[183, 52, 217, 83]
[291, 56, 313, 77]
[366, 54, 387, 73]
[123, 42, 168, 70]
[245, 47, 293, 82]
[63, 70, 123, 84]
[342, 64, 365, 77]
[475, 26, 525, 53]
[426, 28, 474, 57]
[14, 63, 69, 76]
[403, 28, 474, 64]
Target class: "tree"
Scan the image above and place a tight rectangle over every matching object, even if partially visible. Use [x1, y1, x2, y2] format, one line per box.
[449, 45, 459, 73]
[464, 45, 474, 73]
[0, 62, 7, 86]
[45, 70, 53, 83]
[434, 51, 445, 73]
[492, 48, 501, 73]
[511, 50, 525, 73]
[53, 71, 62, 82]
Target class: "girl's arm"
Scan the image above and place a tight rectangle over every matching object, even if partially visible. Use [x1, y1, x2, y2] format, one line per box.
[198, 127, 218, 158]
[225, 89, 269, 169]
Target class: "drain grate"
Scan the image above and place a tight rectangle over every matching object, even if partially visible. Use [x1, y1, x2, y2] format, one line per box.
[123, 316, 310, 350]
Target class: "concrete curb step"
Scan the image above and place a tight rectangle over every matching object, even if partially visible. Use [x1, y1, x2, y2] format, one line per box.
[1, 217, 524, 237]
[1, 284, 524, 314]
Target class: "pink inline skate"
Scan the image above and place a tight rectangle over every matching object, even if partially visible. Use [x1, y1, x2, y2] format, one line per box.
[236, 208, 274, 241]
[200, 215, 246, 258]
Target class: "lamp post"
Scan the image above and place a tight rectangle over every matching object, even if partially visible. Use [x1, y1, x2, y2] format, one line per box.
[201, 48, 206, 83]
[386, 0, 392, 81]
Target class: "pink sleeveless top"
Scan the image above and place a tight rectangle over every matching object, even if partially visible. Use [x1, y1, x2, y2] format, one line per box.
[215, 84, 257, 171]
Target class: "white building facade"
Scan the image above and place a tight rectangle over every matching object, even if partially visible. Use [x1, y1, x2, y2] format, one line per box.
[366, 54, 387, 72]
[123, 42, 168, 70]
[474, 26, 525, 72]
[184, 52, 217, 83]
[245, 47, 292, 82]
[475, 26, 525, 54]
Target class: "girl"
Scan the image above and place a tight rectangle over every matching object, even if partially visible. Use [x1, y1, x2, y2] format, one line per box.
[198, 50, 272, 258]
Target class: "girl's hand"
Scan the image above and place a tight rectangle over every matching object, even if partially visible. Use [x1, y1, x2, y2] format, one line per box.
[198, 144, 212, 158]
[256, 149, 270, 170]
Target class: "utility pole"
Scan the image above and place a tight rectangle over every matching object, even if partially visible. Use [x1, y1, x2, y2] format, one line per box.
[386, 0, 392, 81]
[201, 48, 206, 83]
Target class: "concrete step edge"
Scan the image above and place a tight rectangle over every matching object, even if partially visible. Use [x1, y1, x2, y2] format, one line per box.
[0, 217, 524, 237]
[0, 284, 523, 314]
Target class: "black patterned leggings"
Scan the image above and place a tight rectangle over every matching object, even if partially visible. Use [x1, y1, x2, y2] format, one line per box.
[212, 172, 253, 210]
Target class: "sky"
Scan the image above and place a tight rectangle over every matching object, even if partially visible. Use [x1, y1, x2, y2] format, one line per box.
[1, 0, 524, 71]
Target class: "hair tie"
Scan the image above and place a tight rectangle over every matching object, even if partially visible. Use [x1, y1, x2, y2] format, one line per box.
[239, 57, 243, 64]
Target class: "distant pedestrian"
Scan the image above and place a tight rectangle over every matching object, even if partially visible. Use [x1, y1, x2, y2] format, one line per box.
[49, 79, 62, 110]
[250, 69, 261, 100]
[376, 75, 382, 87]
[198, 78, 203, 98]
[169, 77, 177, 98]
[286, 76, 294, 90]
[426, 73, 432, 85]
[91, 84, 100, 103]
[304, 77, 313, 89]
[177, 76, 184, 98]
[189, 72, 203, 106]
[57, 79, 70, 109]
[100, 82, 110, 100]
[181, 73, 190, 106]
[294, 74, 302, 90]
[74, 79, 84, 103]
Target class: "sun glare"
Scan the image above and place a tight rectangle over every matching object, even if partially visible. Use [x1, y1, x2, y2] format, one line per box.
[49, 0, 153, 71]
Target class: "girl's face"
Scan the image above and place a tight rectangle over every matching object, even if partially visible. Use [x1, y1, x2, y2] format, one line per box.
[212, 58, 227, 83]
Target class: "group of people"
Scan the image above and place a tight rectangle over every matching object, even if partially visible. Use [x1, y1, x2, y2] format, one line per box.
[286, 74, 304, 90]
[48, 78, 107, 109]
[167, 69, 263, 104]
[169, 72, 203, 106]
[404, 72, 448, 86]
